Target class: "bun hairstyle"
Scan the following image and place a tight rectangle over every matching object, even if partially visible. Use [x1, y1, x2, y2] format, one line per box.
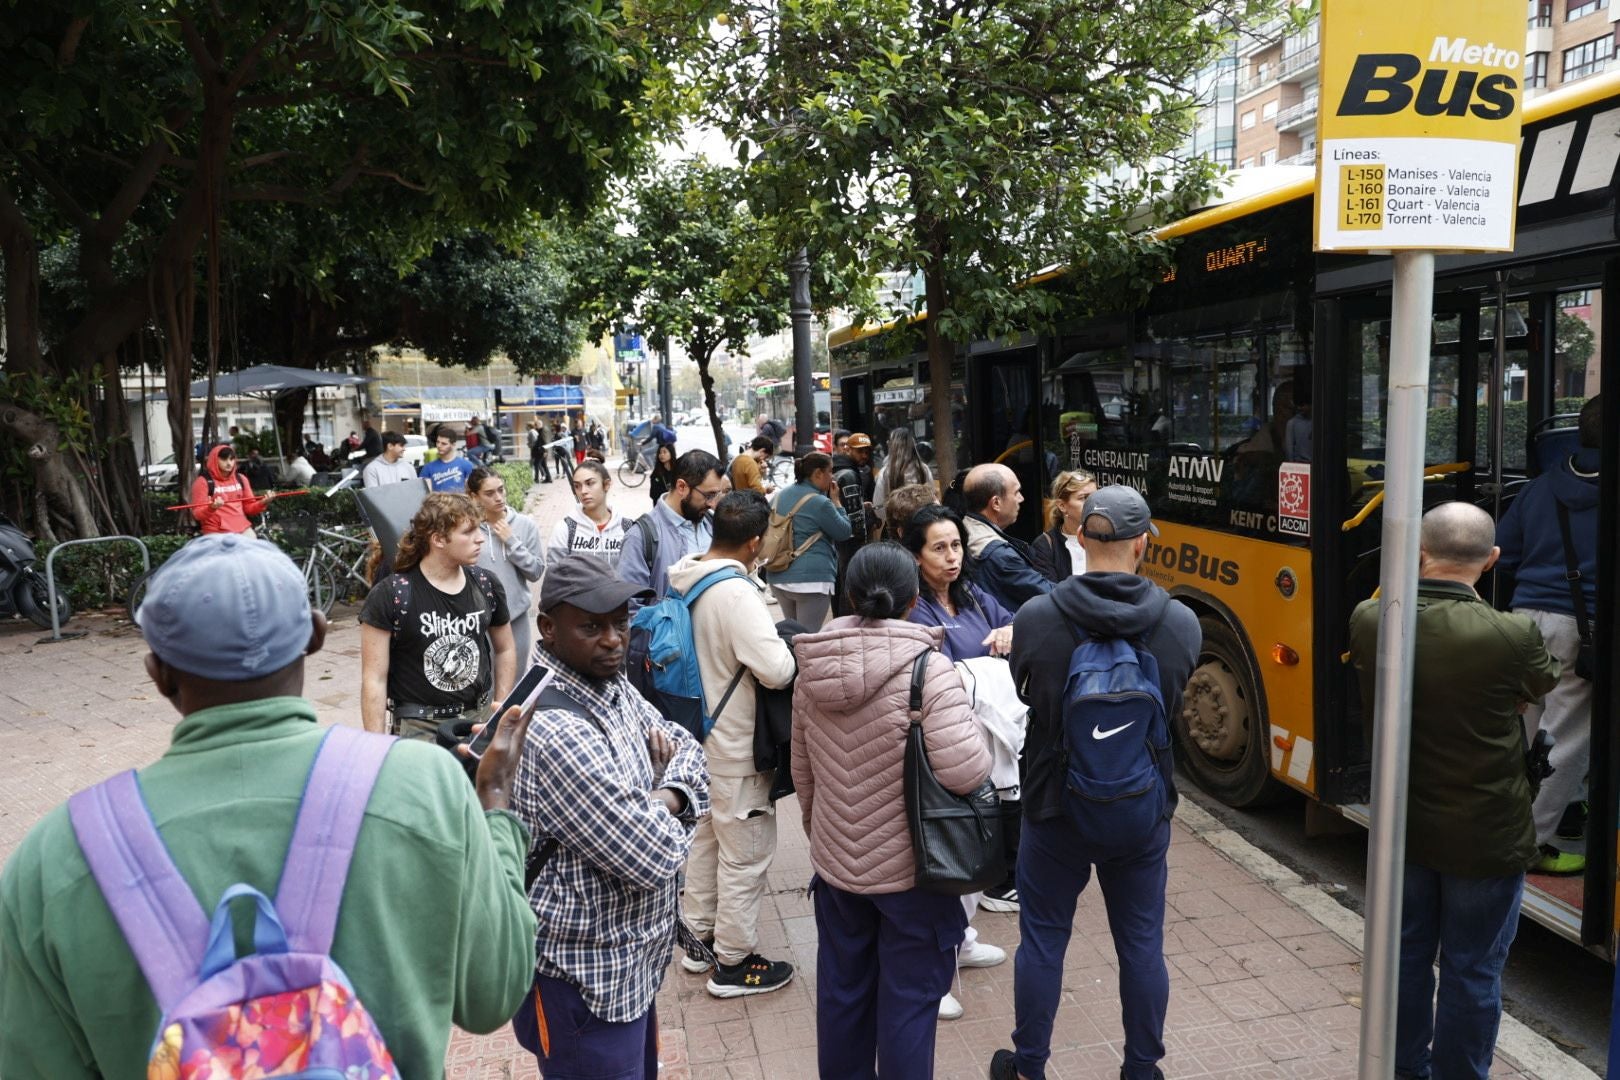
[845, 541, 920, 621]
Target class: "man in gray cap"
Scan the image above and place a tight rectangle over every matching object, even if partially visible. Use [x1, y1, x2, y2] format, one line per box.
[0, 534, 539, 1077]
[990, 486, 1201, 1080]
[507, 555, 710, 1076]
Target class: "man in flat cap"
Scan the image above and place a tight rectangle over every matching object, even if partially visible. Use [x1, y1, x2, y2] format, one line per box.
[0, 534, 537, 1077]
[508, 556, 711, 1078]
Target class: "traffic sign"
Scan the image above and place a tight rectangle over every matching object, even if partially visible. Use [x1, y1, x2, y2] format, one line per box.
[1315, 0, 1523, 252]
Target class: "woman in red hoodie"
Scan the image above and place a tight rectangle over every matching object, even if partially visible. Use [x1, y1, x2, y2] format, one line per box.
[190, 444, 276, 537]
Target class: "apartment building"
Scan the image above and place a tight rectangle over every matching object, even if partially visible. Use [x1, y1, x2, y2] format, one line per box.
[1210, 2, 1620, 171]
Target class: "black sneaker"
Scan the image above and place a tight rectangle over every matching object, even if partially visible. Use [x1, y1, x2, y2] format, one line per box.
[706, 953, 794, 998]
[989, 1049, 1019, 1079]
[679, 935, 715, 974]
[1557, 800, 1589, 842]
[1121, 1069, 1164, 1080]
[980, 882, 1020, 913]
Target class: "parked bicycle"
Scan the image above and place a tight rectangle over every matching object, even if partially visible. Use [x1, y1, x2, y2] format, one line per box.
[617, 442, 653, 488]
[126, 511, 373, 621]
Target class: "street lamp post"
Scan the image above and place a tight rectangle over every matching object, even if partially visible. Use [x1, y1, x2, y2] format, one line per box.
[789, 247, 816, 456]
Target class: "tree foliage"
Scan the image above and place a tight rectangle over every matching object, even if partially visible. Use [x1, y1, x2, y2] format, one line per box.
[670, 0, 1281, 478]
[1, 0, 672, 538]
[571, 158, 860, 459]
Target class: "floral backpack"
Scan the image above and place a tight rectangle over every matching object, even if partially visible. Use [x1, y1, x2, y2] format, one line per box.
[68, 726, 400, 1080]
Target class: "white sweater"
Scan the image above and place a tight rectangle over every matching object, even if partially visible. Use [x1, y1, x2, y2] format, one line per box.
[665, 554, 798, 777]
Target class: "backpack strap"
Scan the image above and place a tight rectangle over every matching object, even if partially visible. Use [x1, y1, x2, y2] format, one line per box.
[68, 772, 210, 1012]
[274, 726, 396, 955]
[1554, 500, 1593, 648]
[566, 517, 579, 551]
[676, 569, 750, 717]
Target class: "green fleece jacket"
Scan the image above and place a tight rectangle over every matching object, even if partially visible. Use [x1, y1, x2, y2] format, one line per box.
[0, 697, 536, 1079]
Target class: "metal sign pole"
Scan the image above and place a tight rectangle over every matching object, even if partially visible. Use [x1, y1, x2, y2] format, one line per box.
[1357, 249, 1434, 1080]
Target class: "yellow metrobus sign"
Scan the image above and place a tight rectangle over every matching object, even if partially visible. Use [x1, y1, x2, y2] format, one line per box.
[1314, 0, 1524, 252]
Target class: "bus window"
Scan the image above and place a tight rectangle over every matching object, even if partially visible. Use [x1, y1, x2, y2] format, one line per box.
[1476, 301, 1534, 473]
[1343, 313, 1468, 511]
[1556, 288, 1601, 403]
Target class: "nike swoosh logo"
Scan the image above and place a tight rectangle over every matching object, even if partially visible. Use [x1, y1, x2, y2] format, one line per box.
[1092, 722, 1134, 740]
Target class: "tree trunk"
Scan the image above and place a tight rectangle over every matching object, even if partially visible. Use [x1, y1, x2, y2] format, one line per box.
[100, 350, 148, 535]
[157, 263, 198, 495]
[922, 264, 957, 484]
[694, 340, 731, 464]
[0, 403, 100, 541]
[276, 387, 313, 461]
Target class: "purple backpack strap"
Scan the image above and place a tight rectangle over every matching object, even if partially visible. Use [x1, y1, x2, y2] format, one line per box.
[67, 771, 209, 1012]
[274, 725, 395, 955]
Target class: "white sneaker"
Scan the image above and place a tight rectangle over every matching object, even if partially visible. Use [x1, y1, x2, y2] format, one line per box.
[958, 939, 1006, 969]
[938, 991, 963, 1020]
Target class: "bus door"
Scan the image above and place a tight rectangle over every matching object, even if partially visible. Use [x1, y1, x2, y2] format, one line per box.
[1319, 270, 1613, 950]
[968, 346, 1044, 540]
[1314, 292, 1485, 805]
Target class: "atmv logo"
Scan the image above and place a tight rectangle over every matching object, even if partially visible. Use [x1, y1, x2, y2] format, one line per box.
[1337, 38, 1518, 120]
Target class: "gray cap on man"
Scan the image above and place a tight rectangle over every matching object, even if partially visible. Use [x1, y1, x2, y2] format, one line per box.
[1080, 486, 1160, 541]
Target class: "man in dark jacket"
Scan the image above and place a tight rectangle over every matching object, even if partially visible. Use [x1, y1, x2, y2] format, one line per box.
[1495, 395, 1601, 874]
[829, 433, 876, 614]
[1351, 501, 1559, 1080]
[963, 463, 1052, 611]
[991, 486, 1199, 1080]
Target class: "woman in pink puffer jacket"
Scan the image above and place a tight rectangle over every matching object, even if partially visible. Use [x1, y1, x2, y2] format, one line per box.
[791, 542, 992, 1079]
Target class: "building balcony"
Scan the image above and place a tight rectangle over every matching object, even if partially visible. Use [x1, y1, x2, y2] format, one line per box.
[1244, 15, 1289, 45]
[1278, 148, 1317, 166]
[1274, 93, 1319, 132]
[1279, 42, 1319, 81]
[1526, 26, 1553, 54]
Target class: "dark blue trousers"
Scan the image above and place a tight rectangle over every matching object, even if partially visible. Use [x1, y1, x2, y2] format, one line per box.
[812, 875, 966, 1079]
[1395, 865, 1524, 1080]
[511, 974, 659, 1079]
[1012, 814, 1171, 1080]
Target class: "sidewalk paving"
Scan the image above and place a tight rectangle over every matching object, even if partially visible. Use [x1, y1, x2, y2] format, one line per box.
[0, 459, 1569, 1080]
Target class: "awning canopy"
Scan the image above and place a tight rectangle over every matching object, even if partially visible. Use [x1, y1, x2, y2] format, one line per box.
[189, 364, 373, 398]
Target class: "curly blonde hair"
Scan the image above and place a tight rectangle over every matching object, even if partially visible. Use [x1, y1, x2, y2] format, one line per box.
[393, 493, 481, 574]
[1048, 469, 1098, 529]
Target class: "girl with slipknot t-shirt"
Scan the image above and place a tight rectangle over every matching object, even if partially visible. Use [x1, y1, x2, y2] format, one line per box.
[359, 493, 515, 741]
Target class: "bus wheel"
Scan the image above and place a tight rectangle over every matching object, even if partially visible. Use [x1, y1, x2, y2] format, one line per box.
[1175, 617, 1283, 807]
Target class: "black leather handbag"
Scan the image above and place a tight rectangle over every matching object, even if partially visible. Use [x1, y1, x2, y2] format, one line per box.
[903, 648, 1005, 895]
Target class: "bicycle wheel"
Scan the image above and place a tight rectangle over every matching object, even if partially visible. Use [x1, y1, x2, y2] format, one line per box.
[126, 567, 157, 623]
[618, 458, 646, 488]
[305, 561, 337, 617]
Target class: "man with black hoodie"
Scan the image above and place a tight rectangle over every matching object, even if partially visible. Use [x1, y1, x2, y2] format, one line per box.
[990, 486, 1200, 1080]
[1495, 394, 1602, 875]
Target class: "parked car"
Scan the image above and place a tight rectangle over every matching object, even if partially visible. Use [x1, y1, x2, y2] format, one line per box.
[401, 434, 429, 467]
[141, 453, 179, 489]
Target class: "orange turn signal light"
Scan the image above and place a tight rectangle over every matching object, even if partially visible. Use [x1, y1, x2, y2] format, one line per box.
[1271, 644, 1300, 666]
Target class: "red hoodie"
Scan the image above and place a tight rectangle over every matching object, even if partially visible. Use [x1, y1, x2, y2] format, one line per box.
[190, 444, 269, 534]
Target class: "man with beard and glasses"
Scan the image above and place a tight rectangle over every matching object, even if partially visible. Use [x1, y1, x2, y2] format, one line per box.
[615, 449, 724, 612]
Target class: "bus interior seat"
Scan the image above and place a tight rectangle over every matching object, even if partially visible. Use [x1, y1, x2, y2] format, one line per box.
[1528, 414, 1581, 477]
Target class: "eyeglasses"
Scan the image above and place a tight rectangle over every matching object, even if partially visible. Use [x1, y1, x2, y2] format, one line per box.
[697, 487, 725, 504]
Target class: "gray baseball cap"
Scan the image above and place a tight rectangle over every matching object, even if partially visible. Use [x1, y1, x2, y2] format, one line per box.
[1080, 486, 1159, 541]
[540, 555, 654, 613]
[136, 534, 314, 680]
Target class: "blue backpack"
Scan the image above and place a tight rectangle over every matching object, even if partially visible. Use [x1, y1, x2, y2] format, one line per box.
[1059, 599, 1172, 849]
[629, 568, 749, 741]
[67, 726, 401, 1077]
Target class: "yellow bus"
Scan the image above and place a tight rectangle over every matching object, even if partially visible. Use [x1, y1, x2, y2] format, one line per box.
[830, 74, 1616, 953]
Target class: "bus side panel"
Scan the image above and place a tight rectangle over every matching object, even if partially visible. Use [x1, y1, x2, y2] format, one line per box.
[1146, 521, 1317, 795]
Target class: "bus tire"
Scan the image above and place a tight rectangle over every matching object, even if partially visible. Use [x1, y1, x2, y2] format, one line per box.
[1174, 616, 1286, 808]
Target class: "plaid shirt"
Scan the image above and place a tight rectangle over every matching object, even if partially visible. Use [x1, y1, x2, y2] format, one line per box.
[512, 649, 709, 1021]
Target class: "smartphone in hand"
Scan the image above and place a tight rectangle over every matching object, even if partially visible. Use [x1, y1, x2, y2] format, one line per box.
[466, 663, 554, 759]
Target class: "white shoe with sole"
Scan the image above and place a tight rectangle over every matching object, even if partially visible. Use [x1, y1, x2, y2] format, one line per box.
[938, 991, 963, 1020]
[958, 939, 1006, 968]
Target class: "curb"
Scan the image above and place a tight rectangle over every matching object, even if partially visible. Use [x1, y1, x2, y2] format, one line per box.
[1172, 799, 1600, 1080]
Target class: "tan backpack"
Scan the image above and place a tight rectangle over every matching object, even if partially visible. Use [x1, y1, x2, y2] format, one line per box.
[760, 493, 822, 574]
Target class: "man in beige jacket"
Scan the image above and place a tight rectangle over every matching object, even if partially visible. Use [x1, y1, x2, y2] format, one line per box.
[666, 490, 799, 998]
